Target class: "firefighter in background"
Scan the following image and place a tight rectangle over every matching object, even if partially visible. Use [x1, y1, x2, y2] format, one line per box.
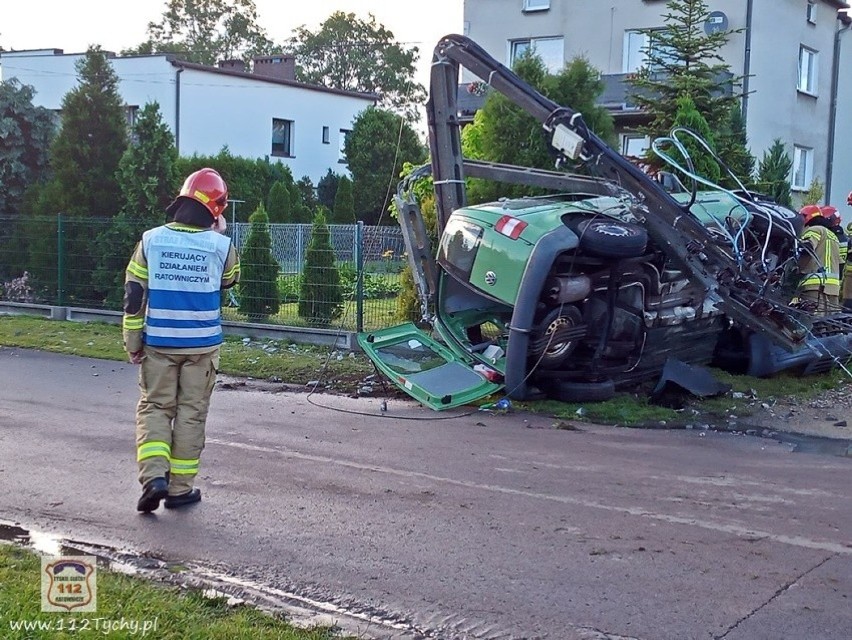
[844, 191, 852, 310]
[124, 168, 240, 512]
[821, 205, 848, 265]
[797, 204, 841, 314]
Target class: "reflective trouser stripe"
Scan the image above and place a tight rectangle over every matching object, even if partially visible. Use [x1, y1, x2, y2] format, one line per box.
[123, 316, 144, 330]
[137, 440, 171, 462]
[169, 457, 200, 475]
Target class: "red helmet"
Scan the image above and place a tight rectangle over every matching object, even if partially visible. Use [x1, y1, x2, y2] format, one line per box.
[175, 168, 228, 218]
[799, 204, 823, 225]
[820, 205, 840, 226]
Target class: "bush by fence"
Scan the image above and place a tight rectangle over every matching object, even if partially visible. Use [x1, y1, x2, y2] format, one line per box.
[0, 214, 407, 332]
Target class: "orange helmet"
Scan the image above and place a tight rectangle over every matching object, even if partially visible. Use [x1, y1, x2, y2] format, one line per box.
[799, 204, 823, 225]
[820, 205, 840, 226]
[175, 168, 228, 218]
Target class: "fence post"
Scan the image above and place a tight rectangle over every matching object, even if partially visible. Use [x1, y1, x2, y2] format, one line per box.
[355, 221, 364, 333]
[56, 212, 66, 306]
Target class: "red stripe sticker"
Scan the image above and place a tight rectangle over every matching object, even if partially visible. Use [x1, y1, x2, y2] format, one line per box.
[495, 215, 527, 240]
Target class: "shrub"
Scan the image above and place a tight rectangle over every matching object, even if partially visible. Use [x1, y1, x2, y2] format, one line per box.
[0, 271, 36, 303]
[298, 210, 343, 326]
[238, 205, 281, 320]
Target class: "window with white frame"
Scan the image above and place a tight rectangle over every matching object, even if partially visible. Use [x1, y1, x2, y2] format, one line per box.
[510, 36, 564, 72]
[798, 46, 818, 94]
[272, 118, 294, 157]
[792, 145, 813, 191]
[620, 134, 650, 158]
[807, 1, 817, 24]
[338, 128, 351, 163]
[522, 0, 550, 11]
[623, 29, 676, 73]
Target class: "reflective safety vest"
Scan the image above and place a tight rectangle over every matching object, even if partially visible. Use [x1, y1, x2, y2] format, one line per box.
[799, 225, 841, 295]
[142, 225, 231, 348]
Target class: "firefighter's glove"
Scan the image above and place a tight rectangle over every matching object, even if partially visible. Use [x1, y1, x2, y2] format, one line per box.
[129, 350, 145, 365]
[212, 215, 227, 234]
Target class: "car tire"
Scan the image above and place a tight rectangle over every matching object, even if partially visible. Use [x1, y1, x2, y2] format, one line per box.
[530, 306, 584, 369]
[541, 377, 616, 403]
[576, 220, 647, 258]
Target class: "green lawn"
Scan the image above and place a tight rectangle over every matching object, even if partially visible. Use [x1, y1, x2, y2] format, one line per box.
[0, 544, 350, 640]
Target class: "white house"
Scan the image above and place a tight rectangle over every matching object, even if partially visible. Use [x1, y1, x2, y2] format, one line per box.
[461, 0, 852, 217]
[0, 49, 378, 186]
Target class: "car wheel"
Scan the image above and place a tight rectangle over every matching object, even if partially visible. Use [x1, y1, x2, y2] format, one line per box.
[576, 219, 647, 258]
[541, 377, 616, 403]
[530, 306, 584, 369]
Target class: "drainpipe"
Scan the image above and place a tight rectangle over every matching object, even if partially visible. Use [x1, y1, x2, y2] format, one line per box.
[742, 0, 754, 122]
[174, 67, 183, 154]
[826, 18, 851, 204]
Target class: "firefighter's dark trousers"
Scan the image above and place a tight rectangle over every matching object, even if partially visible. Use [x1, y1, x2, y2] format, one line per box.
[135, 347, 219, 496]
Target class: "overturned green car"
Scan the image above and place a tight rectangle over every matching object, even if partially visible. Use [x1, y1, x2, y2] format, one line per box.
[358, 35, 852, 410]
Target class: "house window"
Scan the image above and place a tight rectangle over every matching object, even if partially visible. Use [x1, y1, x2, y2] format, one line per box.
[792, 145, 813, 191]
[522, 0, 550, 11]
[620, 134, 650, 158]
[798, 46, 818, 94]
[510, 36, 564, 73]
[125, 105, 140, 142]
[807, 1, 817, 24]
[272, 118, 294, 157]
[322, 126, 330, 144]
[623, 29, 676, 73]
[338, 128, 351, 163]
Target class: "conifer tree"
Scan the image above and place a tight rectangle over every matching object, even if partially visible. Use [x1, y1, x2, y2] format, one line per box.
[94, 102, 177, 305]
[239, 204, 281, 319]
[317, 169, 340, 211]
[266, 181, 291, 223]
[27, 46, 128, 303]
[756, 139, 793, 207]
[332, 175, 354, 224]
[668, 95, 721, 187]
[626, 0, 741, 165]
[715, 102, 756, 190]
[298, 209, 342, 326]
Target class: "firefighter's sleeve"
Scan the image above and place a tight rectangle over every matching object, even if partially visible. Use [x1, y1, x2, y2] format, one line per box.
[123, 242, 148, 354]
[221, 244, 240, 290]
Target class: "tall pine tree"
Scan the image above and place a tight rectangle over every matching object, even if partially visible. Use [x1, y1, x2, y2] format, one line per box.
[27, 46, 128, 303]
[627, 0, 741, 168]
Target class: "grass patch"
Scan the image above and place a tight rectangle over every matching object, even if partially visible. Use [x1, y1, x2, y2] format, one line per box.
[0, 315, 375, 391]
[2, 313, 848, 423]
[0, 544, 347, 639]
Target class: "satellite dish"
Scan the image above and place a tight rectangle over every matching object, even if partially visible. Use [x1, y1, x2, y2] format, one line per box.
[704, 11, 729, 35]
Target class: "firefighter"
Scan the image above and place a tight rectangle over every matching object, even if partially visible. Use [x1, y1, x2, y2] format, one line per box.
[123, 168, 240, 512]
[821, 205, 848, 265]
[844, 192, 852, 310]
[797, 204, 841, 314]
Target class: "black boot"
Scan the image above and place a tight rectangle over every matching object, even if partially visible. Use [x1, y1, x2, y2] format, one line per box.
[164, 488, 202, 509]
[137, 477, 168, 512]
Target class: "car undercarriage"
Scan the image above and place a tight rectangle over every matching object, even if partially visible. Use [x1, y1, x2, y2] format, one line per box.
[358, 34, 852, 410]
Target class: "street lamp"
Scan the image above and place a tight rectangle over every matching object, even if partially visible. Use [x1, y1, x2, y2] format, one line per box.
[227, 198, 245, 247]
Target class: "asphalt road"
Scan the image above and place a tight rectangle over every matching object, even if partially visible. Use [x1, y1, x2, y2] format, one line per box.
[1, 347, 850, 640]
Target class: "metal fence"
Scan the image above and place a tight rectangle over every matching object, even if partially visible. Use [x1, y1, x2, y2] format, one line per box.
[0, 215, 408, 332]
